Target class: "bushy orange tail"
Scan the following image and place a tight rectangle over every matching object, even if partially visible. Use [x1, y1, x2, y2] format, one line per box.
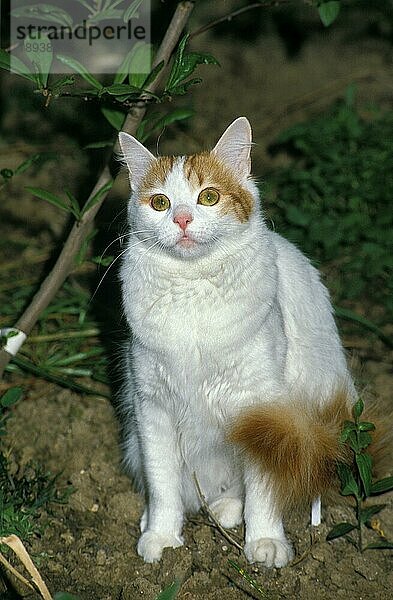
[229, 390, 352, 511]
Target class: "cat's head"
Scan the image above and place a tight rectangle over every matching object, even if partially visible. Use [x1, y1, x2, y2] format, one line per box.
[119, 117, 259, 259]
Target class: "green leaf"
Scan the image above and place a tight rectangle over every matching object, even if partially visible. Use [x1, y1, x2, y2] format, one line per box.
[101, 106, 125, 130]
[81, 180, 114, 216]
[14, 153, 52, 176]
[0, 49, 36, 82]
[50, 74, 75, 95]
[364, 541, 393, 550]
[336, 462, 360, 497]
[128, 42, 152, 88]
[155, 580, 181, 600]
[138, 108, 195, 143]
[26, 186, 70, 213]
[84, 140, 114, 149]
[358, 421, 376, 432]
[24, 33, 53, 88]
[339, 420, 356, 443]
[56, 55, 102, 90]
[165, 34, 219, 94]
[360, 504, 385, 524]
[352, 398, 364, 420]
[11, 4, 73, 27]
[357, 431, 373, 450]
[91, 255, 114, 267]
[168, 77, 202, 96]
[100, 83, 140, 97]
[318, 1, 340, 27]
[114, 42, 152, 88]
[371, 476, 393, 495]
[141, 60, 164, 89]
[1, 387, 23, 408]
[53, 592, 80, 600]
[326, 521, 356, 540]
[9, 354, 110, 399]
[65, 190, 81, 220]
[356, 452, 372, 496]
[123, 0, 145, 22]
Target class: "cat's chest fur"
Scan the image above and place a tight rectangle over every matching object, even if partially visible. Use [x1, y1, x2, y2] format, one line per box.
[121, 231, 277, 356]
[121, 230, 285, 413]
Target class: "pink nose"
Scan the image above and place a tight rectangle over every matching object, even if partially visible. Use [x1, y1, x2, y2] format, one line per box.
[173, 211, 193, 232]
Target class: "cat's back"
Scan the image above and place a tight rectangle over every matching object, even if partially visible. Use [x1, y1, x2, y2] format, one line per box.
[269, 230, 350, 394]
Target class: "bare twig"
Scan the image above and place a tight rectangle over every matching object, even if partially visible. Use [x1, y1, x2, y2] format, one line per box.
[0, 1, 195, 378]
[193, 472, 243, 551]
[189, 0, 292, 39]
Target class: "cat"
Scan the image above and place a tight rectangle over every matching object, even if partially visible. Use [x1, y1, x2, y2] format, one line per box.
[118, 117, 355, 568]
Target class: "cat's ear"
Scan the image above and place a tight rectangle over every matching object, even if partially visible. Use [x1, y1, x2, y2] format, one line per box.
[118, 132, 155, 190]
[212, 117, 252, 179]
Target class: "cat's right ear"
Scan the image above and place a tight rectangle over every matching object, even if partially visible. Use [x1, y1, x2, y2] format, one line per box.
[212, 117, 252, 180]
[118, 132, 155, 190]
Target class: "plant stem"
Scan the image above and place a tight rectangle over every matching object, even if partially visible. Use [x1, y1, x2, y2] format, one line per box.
[0, 1, 195, 380]
[356, 495, 363, 552]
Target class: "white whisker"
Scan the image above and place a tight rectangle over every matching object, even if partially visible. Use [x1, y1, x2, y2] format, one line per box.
[90, 235, 157, 303]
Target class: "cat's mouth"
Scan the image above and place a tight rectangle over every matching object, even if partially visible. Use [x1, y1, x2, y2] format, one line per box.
[177, 234, 196, 248]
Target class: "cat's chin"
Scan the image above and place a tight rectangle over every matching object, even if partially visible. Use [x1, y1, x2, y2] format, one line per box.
[169, 237, 209, 259]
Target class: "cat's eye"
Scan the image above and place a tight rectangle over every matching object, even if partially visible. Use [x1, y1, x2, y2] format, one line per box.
[198, 188, 220, 207]
[150, 194, 170, 211]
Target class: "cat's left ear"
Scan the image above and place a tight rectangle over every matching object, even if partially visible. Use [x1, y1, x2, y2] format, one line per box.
[118, 132, 155, 190]
[212, 117, 252, 179]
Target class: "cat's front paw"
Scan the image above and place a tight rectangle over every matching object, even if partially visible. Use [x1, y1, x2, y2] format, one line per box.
[137, 530, 184, 563]
[244, 537, 294, 568]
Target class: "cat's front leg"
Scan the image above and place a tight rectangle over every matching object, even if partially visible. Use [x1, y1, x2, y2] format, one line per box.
[135, 401, 184, 563]
[243, 460, 294, 568]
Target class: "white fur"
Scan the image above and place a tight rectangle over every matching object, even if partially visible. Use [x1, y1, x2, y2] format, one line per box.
[118, 119, 353, 567]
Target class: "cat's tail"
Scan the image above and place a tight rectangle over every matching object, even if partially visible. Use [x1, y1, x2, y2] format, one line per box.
[229, 388, 389, 511]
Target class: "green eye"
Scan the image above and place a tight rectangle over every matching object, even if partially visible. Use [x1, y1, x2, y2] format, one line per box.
[198, 187, 220, 206]
[150, 194, 170, 211]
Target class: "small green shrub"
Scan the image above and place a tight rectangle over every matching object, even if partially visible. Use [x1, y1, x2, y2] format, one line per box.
[267, 89, 393, 318]
[327, 398, 393, 550]
[0, 387, 72, 542]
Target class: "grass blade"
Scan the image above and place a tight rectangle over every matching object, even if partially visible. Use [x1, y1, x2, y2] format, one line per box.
[8, 355, 110, 399]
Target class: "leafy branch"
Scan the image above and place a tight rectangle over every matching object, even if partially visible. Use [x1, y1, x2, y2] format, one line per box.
[0, 0, 197, 379]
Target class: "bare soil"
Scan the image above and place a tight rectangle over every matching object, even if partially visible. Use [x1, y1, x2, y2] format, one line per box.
[2, 5, 393, 599]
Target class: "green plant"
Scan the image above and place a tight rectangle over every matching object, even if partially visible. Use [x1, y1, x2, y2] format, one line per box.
[326, 398, 393, 551]
[0, 387, 72, 543]
[267, 89, 393, 322]
[155, 580, 182, 600]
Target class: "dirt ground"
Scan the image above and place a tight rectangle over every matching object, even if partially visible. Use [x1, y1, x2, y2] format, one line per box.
[1, 3, 393, 599]
[6, 348, 393, 599]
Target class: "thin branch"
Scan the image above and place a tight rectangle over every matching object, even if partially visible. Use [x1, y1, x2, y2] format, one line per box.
[193, 472, 243, 552]
[189, 0, 292, 39]
[0, 1, 195, 379]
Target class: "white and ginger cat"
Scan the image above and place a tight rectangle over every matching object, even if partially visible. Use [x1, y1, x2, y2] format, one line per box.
[118, 117, 355, 568]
